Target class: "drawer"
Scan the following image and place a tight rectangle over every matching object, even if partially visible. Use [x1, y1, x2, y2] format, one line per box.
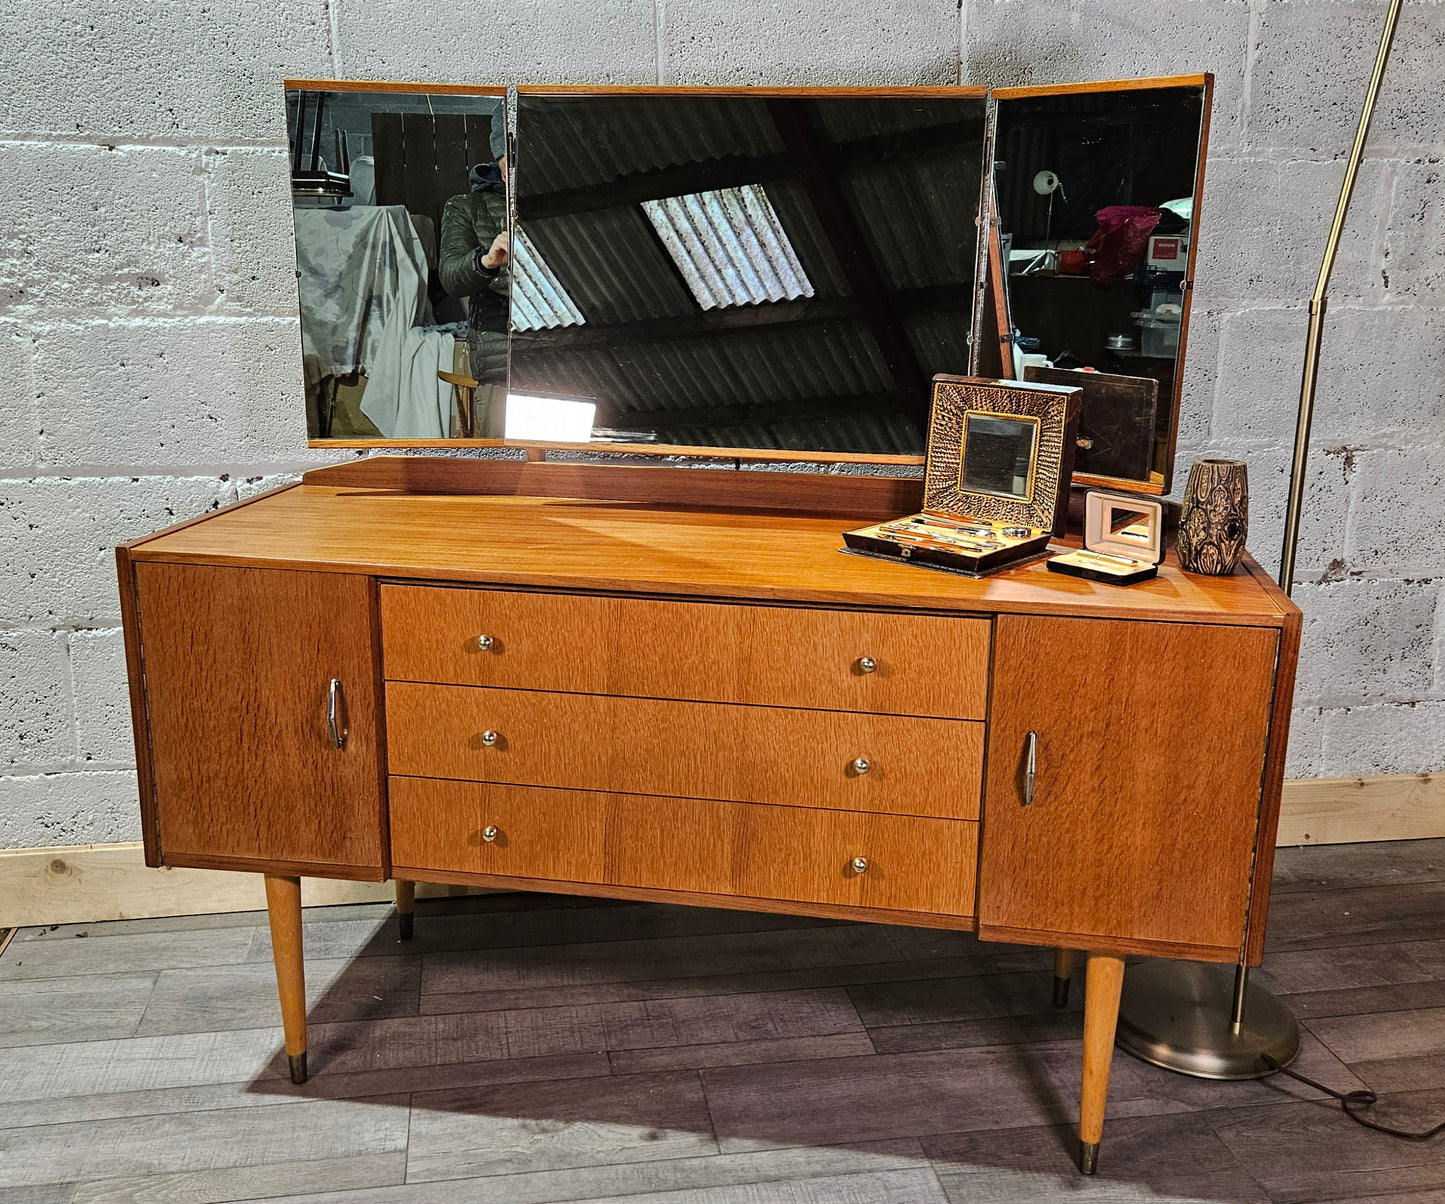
[389, 779, 977, 918]
[390, 776, 606, 885]
[387, 683, 985, 820]
[381, 585, 989, 720]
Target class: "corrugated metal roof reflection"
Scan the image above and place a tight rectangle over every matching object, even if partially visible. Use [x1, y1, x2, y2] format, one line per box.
[641, 184, 814, 310]
[516, 94, 781, 197]
[522, 207, 696, 325]
[510, 227, 586, 331]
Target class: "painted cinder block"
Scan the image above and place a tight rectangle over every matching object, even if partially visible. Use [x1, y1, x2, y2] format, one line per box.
[1382, 159, 1445, 303]
[205, 147, 304, 318]
[0, 323, 38, 471]
[0, 0, 329, 143]
[663, 0, 961, 85]
[0, 143, 214, 318]
[69, 628, 134, 767]
[0, 629, 72, 770]
[32, 318, 310, 467]
[1345, 446, 1445, 579]
[0, 476, 235, 624]
[334, 0, 660, 84]
[1293, 577, 1439, 707]
[0, 771, 141, 846]
[1193, 156, 1390, 307]
[1249, 0, 1445, 155]
[1309, 306, 1445, 445]
[1321, 700, 1445, 778]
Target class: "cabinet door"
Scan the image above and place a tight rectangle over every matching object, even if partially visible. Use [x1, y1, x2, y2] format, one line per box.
[977, 615, 1278, 956]
[135, 563, 384, 876]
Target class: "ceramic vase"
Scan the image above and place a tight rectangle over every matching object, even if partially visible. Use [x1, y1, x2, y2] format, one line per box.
[1176, 459, 1248, 575]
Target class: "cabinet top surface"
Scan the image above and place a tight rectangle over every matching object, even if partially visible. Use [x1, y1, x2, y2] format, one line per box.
[129, 482, 1295, 626]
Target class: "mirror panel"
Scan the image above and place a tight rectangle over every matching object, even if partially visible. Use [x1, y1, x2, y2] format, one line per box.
[992, 80, 1209, 493]
[960, 413, 1039, 500]
[510, 89, 989, 457]
[286, 82, 508, 442]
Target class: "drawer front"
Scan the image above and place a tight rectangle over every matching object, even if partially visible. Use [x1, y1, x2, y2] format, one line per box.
[390, 776, 606, 885]
[381, 585, 989, 720]
[390, 779, 977, 918]
[387, 683, 985, 820]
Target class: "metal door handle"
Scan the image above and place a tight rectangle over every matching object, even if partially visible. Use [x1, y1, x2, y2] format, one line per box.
[1023, 729, 1037, 804]
[327, 678, 347, 749]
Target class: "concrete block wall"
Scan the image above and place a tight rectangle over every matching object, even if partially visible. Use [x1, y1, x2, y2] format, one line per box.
[2, 0, 1440, 847]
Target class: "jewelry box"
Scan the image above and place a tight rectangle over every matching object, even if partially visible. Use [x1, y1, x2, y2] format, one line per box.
[1047, 490, 1164, 586]
[843, 374, 1083, 577]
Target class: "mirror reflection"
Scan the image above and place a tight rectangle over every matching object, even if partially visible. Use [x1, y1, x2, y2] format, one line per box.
[993, 84, 1207, 489]
[286, 85, 508, 441]
[961, 413, 1038, 500]
[510, 91, 988, 455]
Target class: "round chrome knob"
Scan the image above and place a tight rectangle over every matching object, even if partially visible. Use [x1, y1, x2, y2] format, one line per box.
[856, 656, 878, 674]
[482, 825, 499, 843]
[851, 856, 869, 874]
[481, 730, 500, 747]
[476, 634, 495, 651]
[852, 757, 871, 775]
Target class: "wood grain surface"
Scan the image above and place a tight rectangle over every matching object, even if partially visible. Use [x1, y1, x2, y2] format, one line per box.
[381, 585, 990, 719]
[132, 484, 1295, 628]
[386, 685, 985, 820]
[301, 457, 927, 516]
[389, 778, 978, 917]
[977, 615, 1278, 955]
[133, 564, 386, 875]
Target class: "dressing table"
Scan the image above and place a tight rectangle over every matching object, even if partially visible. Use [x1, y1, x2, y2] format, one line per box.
[116, 74, 1280, 1174]
[117, 454, 1299, 1174]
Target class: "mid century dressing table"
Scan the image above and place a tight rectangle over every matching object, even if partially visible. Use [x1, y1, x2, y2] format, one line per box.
[116, 455, 1299, 1175]
[115, 75, 1297, 1175]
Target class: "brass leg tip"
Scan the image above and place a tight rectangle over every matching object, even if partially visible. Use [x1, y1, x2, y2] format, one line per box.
[1052, 975, 1071, 1008]
[1078, 1140, 1099, 1176]
[398, 912, 414, 941]
[288, 1052, 308, 1085]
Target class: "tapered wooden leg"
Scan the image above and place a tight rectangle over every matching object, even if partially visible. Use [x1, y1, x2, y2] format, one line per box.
[1053, 948, 1076, 1007]
[1079, 952, 1125, 1175]
[395, 879, 416, 941]
[264, 875, 308, 1084]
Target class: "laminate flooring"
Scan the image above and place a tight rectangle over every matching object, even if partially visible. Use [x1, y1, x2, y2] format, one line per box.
[2, 839, 1445, 1203]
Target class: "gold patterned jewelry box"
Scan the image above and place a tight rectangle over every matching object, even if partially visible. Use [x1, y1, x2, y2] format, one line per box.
[843, 374, 1083, 577]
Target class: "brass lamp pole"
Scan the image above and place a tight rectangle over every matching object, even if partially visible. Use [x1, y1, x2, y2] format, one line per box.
[1280, 0, 1404, 593]
[1116, 0, 1404, 1081]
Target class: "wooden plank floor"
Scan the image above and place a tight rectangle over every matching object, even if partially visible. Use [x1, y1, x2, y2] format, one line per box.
[2, 839, 1444, 1203]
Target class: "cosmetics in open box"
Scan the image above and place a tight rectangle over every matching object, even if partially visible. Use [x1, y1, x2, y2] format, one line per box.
[843, 374, 1083, 577]
[1047, 490, 1164, 586]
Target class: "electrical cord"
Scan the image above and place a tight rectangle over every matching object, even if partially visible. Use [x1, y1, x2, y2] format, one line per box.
[1261, 1054, 1445, 1141]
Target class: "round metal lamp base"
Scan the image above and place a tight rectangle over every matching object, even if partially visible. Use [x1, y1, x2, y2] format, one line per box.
[1116, 961, 1300, 1081]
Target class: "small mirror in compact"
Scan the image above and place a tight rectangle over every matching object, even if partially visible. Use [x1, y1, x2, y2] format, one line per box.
[992, 78, 1209, 494]
[285, 81, 509, 444]
[960, 412, 1039, 500]
[1047, 489, 1164, 585]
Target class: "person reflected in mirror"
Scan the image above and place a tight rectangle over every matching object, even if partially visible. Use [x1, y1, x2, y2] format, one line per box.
[440, 119, 510, 436]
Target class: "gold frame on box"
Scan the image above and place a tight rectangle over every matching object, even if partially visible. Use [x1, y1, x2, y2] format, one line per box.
[842, 375, 1082, 578]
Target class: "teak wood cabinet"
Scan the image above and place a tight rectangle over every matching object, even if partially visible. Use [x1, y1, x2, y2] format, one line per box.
[117, 457, 1301, 1175]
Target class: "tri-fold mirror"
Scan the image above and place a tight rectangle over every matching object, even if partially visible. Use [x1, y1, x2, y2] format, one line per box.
[285, 76, 1209, 495]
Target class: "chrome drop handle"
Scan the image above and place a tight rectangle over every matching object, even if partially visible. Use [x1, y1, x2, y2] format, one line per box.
[1023, 730, 1038, 805]
[327, 679, 347, 750]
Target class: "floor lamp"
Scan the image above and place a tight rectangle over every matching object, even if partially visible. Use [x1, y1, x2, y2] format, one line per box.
[1115, 0, 1405, 1079]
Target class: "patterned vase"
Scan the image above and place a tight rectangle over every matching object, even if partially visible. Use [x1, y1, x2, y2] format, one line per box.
[1176, 459, 1249, 575]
